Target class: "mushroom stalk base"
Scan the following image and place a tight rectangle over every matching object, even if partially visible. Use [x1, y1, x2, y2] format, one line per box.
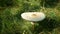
[31, 22, 35, 31]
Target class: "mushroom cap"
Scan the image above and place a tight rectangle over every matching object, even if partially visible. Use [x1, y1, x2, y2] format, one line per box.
[21, 12, 46, 21]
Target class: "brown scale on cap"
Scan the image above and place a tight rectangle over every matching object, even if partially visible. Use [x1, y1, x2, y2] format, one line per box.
[31, 14, 38, 18]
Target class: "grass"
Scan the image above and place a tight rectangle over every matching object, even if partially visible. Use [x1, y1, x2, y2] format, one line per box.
[0, 0, 60, 34]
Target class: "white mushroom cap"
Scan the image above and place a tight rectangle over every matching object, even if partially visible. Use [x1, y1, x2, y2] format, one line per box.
[21, 12, 46, 21]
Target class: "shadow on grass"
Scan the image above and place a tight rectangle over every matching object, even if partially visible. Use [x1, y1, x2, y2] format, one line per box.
[33, 17, 60, 34]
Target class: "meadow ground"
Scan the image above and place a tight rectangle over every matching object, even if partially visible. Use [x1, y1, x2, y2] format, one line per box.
[0, 0, 60, 34]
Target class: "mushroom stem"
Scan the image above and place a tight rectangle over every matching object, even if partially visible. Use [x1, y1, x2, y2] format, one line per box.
[31, 22, 35, 25]
[31, 22, 35, 30]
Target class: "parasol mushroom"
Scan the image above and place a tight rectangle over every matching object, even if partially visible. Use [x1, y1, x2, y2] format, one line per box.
[21, 12, 46, 31]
